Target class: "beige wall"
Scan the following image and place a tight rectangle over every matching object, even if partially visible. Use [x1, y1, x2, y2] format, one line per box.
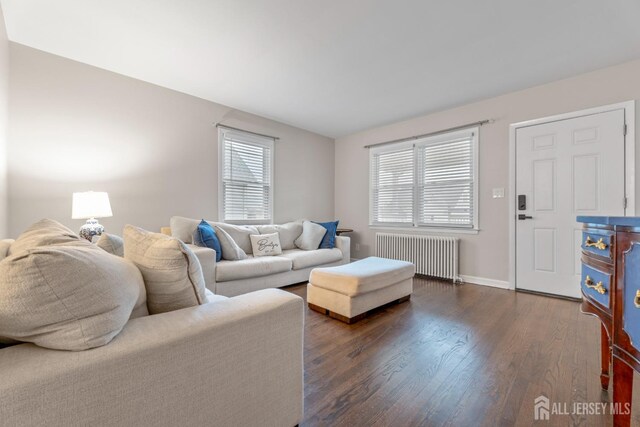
[0, 6, 8, 237]
[8, 40, 640, 286]
[335, 58, 640, 285]
[7, 43, 335, 237]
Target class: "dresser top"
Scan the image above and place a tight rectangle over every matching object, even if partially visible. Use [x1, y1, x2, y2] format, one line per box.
[577, 216, 640, 226]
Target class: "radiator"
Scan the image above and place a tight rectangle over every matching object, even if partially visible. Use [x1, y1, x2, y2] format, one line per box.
[375, 233, 460, 282]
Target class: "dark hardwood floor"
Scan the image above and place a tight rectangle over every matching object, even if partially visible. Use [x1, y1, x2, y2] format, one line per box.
[285, 276, 640, 426]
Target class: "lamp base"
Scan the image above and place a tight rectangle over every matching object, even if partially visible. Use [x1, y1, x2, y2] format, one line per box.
[79, 218, 105, 241]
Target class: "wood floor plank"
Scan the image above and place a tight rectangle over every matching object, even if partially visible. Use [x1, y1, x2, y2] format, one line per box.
[436, 290, 541, 427]
[284, 277, 640, 426]
[349, 288, 506, 426]
[303, 284, 485, 421]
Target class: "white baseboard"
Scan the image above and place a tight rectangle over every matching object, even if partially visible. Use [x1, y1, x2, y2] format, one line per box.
[348, 259, 511, 290]
[459, 275, 511, 290]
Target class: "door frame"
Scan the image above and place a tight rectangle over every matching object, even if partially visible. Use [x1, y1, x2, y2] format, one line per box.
[508, 100, 636, 291]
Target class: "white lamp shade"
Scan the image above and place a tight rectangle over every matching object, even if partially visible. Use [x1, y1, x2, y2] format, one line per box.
[72, 192, 113, 219]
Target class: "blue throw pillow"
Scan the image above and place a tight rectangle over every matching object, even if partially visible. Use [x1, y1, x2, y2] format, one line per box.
[314, 220, 339, 249]
[194, 220, 222, 262]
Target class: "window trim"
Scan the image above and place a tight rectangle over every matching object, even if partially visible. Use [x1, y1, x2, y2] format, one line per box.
[369, 127, 479, 231]
[218, 128, 275, 225]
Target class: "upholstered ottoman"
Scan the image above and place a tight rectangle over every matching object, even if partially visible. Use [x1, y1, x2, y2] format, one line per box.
[307, 257, 415, 323]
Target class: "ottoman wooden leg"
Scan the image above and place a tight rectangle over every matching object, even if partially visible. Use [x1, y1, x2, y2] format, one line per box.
[309, 293, 412, 324]
[329, 311, 367, 324]
[308, 303, 328, 315]
[308, 303, 366, 324]
[394, 295, 411, 304]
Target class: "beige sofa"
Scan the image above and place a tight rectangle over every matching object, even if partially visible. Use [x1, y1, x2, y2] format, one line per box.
[0, 232, 305, 427]
[170, 216, 350, 297]
[0, 289, 304, 427]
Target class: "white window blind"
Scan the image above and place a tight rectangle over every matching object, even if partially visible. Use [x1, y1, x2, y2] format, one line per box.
[417, 134, 474, 228]
[370, 144, 414, 226]
[219, 129, 274, 224]
[369, 128, 478, 229]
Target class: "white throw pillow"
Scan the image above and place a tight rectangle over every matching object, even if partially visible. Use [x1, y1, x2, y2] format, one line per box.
[124, 225, 206, 315]
[215, 226, 248, 260]
[0, 245, 141, 351]
[212, 222, 258, 254]
[295, 221, 327, 251]
[169, 216, 259, 254]
[96, 233, 125, 257]
[9, 218, 87, 255]
[256, 221, 303, 250]
[94, 233, 148, 318]
[169, 216, 201, 244]
[250, 233, 283, 257]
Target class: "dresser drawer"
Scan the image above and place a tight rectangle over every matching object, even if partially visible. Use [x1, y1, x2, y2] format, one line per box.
[581, 263, 611, 309]
[622, 241, 640, 350]
[581, 229, 613, 260]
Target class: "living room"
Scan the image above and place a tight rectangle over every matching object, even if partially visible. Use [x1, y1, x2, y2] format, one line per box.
[2, 1, 640, 426]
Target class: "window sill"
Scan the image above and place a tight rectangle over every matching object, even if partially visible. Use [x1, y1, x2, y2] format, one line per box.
[223, 220, 273, 226]
[369, 226, 480, 235]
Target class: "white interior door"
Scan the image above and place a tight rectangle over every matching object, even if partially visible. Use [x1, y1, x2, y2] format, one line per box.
[515, 109, 626, 298]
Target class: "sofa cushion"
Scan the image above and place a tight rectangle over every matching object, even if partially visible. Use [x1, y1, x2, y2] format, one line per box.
[0, 239, 14, 260]
[215, 226, 248, 260]
[193, 220, 222, 262]
[213, 223, 258, 254]
[96, 233, 125, 257]
[256, 221, 303, 250]
[170, 216, 200, 244]
[281, 248, 343, 270]
[250, 232, 283, 257]
[9, 218, 87, 255]
[0, 245, 141, 351]
[124, 225, 206, 315]
[170, 216, 258, 254]
[94, 237, 147, 318]
[130, 277, 150, 319]
[216, 256, 293, 282]
[295, 221, 327, 250]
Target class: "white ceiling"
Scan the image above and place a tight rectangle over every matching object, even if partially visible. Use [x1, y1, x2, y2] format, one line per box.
[2, 0, 640, 137]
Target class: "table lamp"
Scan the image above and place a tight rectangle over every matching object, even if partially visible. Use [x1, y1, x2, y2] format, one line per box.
[72, 191, 113, 241]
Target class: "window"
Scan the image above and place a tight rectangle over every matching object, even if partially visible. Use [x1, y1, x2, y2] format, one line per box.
[218, 128, 274, 224]
[370, 127, 478, 229]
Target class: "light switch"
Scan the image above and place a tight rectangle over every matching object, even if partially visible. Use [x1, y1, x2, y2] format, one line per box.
[492, 188, 505, 198]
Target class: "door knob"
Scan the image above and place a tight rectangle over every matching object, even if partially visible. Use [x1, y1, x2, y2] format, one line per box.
[518, 214, 533, 220]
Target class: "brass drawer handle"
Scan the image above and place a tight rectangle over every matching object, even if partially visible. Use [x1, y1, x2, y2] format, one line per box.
[585, 236, 607, 251]
[584, 275, 607, 295]
[635, 290, 640, 308]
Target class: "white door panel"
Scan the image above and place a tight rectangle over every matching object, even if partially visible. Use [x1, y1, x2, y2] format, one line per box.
[516, 109, 625, 297]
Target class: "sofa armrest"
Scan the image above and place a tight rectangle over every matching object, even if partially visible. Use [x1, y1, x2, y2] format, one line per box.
[336, 235, 350, 263]
[187, 243, 217, 292]
[0, 289, 304, 427]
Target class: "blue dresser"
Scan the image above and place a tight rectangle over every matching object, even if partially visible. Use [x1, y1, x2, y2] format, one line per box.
[578, 216, 640, 427]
